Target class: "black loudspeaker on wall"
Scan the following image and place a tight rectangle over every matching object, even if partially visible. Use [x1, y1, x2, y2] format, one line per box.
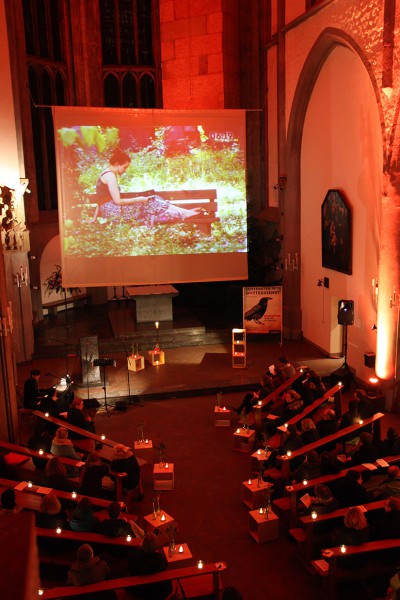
[337, 300, 354, 325]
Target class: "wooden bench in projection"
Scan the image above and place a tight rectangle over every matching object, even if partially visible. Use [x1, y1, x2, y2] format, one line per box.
[312, 540, 400, 600]
[88, 189, 219, 236]
[275, 412, 385, 479]
[41, 561, 227, 599]
[268, 383, 343, 450]
[282, 454, 400, 520]
[43, 293, 92, 316]
[290, 499, 388, 565]
[253, 369, 306, 432]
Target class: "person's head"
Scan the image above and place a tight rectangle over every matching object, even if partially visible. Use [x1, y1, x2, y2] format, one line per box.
[45, 457, 67, 478]
[387, 465, 400, 480]
[141, 532, 159, 553]
[354, 389, 368, 402]
[387, 427, 399, 441]
[76, 543, 94, 563]
[55, 427, 69, 440]
[286, 424, 298, 437]
[344, 506, 368, 530]
[76, 497, 93, 515]
[286, 389, 301, 402]
[109, 149, 131, 174]
[314, 484, 333, 504]
[40, 493, 62, 515]
[1, 488, 16, 509]
[305, 450, 320, 465]
[278, 356, 289, 366]
[113, 444, 133, 460]
[386, 497, 400, 513]
[321, 409, 336, 421]
[86, 452, 102, 466]
[301, 418, 316, 432]
[70, 398, 84, 410]
[107, 501, 121, 519]
[359, 432, 373, 446]
[30, 368, 41, 380]
[222, 587, 244, 600]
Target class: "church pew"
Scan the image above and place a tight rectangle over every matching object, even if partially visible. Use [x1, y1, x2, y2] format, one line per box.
[312, 540, 400, 600]
[276, 412, 385, 478]
[268, 383, 343, 449]
[254, 369, 305, 432]
[41, 561, 227, 599]
[283, 454, 400, 519]
[291, 499, 387, 564]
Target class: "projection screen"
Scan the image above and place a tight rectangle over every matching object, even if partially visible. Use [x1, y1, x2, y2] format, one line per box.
[53, 107, 248, 287]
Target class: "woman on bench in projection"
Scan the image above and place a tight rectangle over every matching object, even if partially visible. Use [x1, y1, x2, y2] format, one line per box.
[94, 148, 203, 225]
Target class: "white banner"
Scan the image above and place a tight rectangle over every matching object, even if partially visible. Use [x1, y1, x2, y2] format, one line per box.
[243, 286, 282, 334]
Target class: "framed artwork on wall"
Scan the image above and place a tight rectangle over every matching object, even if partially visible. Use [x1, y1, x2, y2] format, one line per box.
[321, 189, 352, 275]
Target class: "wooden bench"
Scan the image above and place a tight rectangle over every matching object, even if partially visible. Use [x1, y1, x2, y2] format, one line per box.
[291, 499, 387, 564]
[43, 293, 92, 316]
[254, 370, 306, 432]
[283, 454, 400, 520]
[41, 561, 227, 599]
[88, 189, 219, 236]
[276, 412, 385, 478]
[268, 383, 343, 449]
[312, 540, 400, 600]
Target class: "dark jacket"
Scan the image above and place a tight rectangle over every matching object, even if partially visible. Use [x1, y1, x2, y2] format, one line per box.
[69, 509, 101, 532]
[99, 517, 134, 538]
[110, 455, 140, 490]
[127, 548, 172, 600]
[67, 555, 110, 586]
[80, 463, 110, 498]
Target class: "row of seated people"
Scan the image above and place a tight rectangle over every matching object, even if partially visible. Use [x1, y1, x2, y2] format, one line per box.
[1, 428, 143, 509]
[0, 487, 171, 600]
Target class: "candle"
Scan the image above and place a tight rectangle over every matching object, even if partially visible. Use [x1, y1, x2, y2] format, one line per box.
[28, 481, 32, 488]
[286, 450, 292, 457]
[38, 589, 44, 596]
[248, 478, 252, 485]
[45, 412, 49, 417]
[303, 479, 308, 486]
[145, 439, 149, 444]
[165, 463, 169, 469]
[236, 428, 241, 433]
[179, 545, 184, 553]
[257, 400, 262, 407]
[284, 423, 288, 428]
[101, 435, 105, 440]
[197, 560, 204, 569]
[257, 449, 261, 455]
[71, 491, 77, 499]
[359, 419, 363, 425]
[160, 514, 166, 522]
[223, 406, 227, 411]
[126, 535, 132, 542]
[340, 544, 347, 553]
[259, 507, 264, 514]
[311, 511, 317, 520]
[155, 321, 159, 329]
[38, 449, 43, 455]
[56, 527, 62, 534]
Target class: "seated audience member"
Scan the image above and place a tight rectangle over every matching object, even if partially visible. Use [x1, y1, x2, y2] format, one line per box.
[127, 532, 172, 600]
[43, 456, 75, 492]
[67, 543, 110, 586]
[51, 427, 82, 477]
[36, 493, 68, 529]
[27, 429, 52, 470]
[69, 497, 101, 532]
[282, 389, 303, 422]
[277, 356, 296, 379]
[371, 496, 400, 540]
[79, 452, 111, 499]
[316, 409, 338, 445]
[374, 466, 400, 499]
[379, 427, 400, 457]
[110, 444, 143, 506]
[233, 389, 262, 415]
[333, 506, 370, 568]
[333, 469, 371, 508]
[265, 362, 286, 388]
[338, 399, 361, 444]
[299, 418, 320, 445]
[222, 588, 244, 600]
[0, 489, 23, 514]
[308, 484, 339, 515]
[348, 431, 379, 466]
[296, 369, 326, 406]
[99, 501, 137, 538]
[354, 388, 375, 420]
[293, 450, 322, 483]
[67, 398, 95, 440]
[23, 368, 47, 409]
[37, 386, 60, 417]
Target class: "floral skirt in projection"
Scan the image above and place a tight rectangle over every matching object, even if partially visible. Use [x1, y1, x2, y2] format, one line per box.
[99, 194, 184, 225]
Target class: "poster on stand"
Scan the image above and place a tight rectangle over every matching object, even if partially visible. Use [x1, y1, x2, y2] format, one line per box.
[243, 286, 282, 335]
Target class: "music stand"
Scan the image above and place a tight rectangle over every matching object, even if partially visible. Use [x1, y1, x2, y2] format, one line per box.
[93, 358, 115, 415]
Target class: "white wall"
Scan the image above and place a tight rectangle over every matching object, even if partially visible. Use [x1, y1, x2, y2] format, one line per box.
[301, 44, 382, 381]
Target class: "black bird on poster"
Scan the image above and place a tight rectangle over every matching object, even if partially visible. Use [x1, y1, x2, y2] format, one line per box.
[244, 297, 273, 324]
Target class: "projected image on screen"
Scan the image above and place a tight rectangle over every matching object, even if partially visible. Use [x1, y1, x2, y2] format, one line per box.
[53, 107, 248, 287]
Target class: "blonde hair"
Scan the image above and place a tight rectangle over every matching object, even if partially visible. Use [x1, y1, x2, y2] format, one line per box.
[344, 506, 367, 530]
[40, 493, 62, 515]
[55, 427, 69, 440]
[301, 418, 316, 432]
[113, 444, 133, 459]
[45, 456, 67, 478]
